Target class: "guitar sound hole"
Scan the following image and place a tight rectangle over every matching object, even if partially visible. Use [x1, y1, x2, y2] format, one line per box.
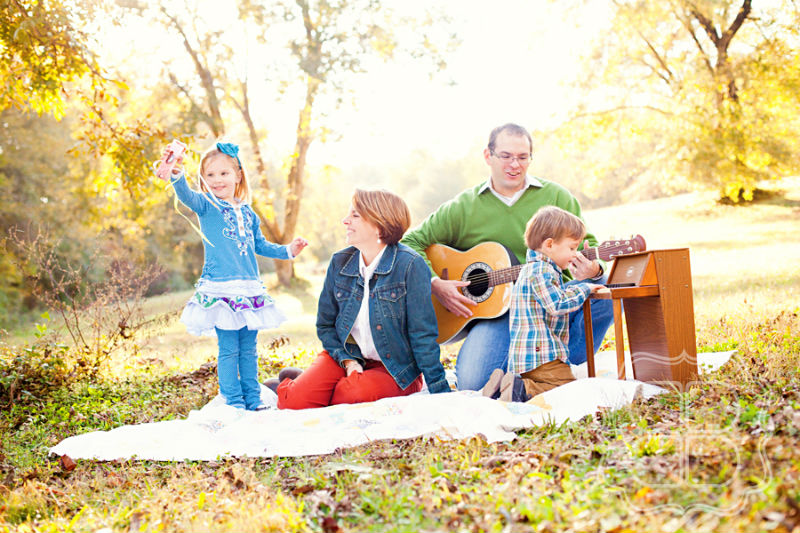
[466, 270, 489, 296]
[461, 262, 494, 303]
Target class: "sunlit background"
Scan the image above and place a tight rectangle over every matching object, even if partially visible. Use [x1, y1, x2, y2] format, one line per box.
[2, 0, 799, 329]
[96, 0, 612, 169]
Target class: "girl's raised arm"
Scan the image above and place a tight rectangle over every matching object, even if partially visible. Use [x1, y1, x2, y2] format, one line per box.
[170, 173, 210, 215]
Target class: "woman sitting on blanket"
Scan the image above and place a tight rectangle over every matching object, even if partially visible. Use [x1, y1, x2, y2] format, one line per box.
[276, 189, 451, 409]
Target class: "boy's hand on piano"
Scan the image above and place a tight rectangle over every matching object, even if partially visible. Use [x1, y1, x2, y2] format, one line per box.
[587, 283, 607, 294]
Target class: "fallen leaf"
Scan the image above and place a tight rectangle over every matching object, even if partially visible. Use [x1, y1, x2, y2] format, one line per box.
[59, 455, 76, 472]
[292, 484, 314, 495]
[321, 516, 340, 533]
[129, 511, 144, 532]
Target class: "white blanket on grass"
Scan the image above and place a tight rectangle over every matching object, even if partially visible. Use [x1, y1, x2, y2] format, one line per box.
[50, 351, 734, 461]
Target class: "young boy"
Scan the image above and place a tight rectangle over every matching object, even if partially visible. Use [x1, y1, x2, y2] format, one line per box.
[482, 206, 604, 402]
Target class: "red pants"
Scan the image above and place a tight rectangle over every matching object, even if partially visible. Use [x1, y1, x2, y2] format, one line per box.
[276, 351, 423, 410]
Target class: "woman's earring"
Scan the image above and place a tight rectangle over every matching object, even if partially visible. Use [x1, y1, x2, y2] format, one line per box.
[377, 234, 381, 244]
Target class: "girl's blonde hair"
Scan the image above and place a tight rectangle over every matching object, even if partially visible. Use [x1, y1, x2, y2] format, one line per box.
[198, 145, 252, 204]
[352, 189, 411, 245]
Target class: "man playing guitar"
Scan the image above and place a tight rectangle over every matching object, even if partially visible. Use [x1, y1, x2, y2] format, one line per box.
[401, 123, 614, 391]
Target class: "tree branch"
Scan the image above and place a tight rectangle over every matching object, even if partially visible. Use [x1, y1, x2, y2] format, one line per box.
[676, 9, 715, 77]
[168, 72, 213, 126]
[161, 6, 224, 136]
[636, 31, 674, 85]
[720, 0, 752, 49]
[560, 104, 680, 129]
[687, 2, 720, 46]
[228, 79, 283, 242]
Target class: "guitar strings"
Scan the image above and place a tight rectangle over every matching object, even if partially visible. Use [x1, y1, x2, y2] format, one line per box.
[461, 248, 608, 284]
[456, 243, 647, 283]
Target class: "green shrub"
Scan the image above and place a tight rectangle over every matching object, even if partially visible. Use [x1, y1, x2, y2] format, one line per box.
[0, 338, 71, 407]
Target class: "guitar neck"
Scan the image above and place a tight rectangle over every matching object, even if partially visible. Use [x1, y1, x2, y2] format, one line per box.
[487, 247, 599, 287]
[582, 247, 599, 262]
[489, 264, 524, 286]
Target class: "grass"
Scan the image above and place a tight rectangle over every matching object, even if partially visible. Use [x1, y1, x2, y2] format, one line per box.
[1, 179, 800, 532]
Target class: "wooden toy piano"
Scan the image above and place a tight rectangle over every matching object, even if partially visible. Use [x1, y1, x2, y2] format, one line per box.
[583, 248, 699, 388]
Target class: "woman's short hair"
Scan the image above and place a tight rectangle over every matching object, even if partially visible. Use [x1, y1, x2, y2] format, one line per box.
[352, 189, 411, 245]
[525, 206, 586, 250]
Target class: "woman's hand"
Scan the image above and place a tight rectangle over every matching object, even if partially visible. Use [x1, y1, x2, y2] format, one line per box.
[343, 360, 363, 376]
[289, 237, 309, 257]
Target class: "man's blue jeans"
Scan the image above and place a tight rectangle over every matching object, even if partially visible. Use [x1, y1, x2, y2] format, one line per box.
[454, 280, 615, 391]
[215, 327, 262, 409]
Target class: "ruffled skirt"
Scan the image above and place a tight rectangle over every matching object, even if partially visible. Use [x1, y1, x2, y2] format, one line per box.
[180, 279, 286, 337]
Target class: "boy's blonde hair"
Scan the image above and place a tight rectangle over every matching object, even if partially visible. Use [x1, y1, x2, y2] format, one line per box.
[525, 206, 586, 250]
[198, 145, 252, 204]
[352, 189, 411, 245]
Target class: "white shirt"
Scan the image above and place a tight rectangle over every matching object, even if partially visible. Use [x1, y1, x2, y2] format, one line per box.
[350, 246, 387, 361]
[478, 174, 543, 206]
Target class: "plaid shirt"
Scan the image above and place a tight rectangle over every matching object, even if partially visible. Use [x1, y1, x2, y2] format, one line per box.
[508, 250, 592, 374]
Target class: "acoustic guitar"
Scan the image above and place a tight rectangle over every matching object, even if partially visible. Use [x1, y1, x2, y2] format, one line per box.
[425, 236, 647, 344]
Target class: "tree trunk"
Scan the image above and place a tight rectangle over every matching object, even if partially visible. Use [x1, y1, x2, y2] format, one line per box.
[274, 259, 294, 286]
[272, 76, 318, 286]
[688, 0, 751, 105]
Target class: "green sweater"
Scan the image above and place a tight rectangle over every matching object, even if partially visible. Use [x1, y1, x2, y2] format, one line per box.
[401, 178, 601, 281]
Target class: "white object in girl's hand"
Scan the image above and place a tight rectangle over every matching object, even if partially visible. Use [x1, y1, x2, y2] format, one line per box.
[155, 140, 187, 180]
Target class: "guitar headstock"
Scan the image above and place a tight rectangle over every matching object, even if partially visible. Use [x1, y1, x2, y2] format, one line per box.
[600, 234, 647, 260]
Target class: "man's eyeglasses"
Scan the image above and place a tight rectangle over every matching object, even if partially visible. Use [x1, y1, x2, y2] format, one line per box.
[490, 150, 531, 164]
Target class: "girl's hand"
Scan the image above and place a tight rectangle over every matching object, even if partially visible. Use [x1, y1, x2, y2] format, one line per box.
[289, 237, 309, 257]
[172, 154, 184, 175]
[344, 360, 363, 376]
[157, 146, 184, 179]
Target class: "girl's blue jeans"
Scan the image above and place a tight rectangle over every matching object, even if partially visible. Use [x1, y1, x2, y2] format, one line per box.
[215, 327, 262, 410]
[453, 279, 615, 391]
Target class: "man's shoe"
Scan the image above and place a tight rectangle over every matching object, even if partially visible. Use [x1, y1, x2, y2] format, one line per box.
[278, 367, 303, 382]
[254, 404, 270, 412]
[481, 368, 505, 398]
[264, 377, 280, 393]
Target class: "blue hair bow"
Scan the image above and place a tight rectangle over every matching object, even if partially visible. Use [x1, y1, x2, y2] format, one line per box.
[216, 142, 242, 169]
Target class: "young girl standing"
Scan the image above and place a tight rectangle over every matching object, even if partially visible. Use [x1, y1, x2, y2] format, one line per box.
[157, 141, 308, 410]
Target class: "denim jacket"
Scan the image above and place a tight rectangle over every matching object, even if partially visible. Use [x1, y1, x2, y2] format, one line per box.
[316, 243, 450, 394]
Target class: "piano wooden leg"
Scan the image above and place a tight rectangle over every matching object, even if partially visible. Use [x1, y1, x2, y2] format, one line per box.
[583, 300, 596, 378]
[613, 300, 625, 380]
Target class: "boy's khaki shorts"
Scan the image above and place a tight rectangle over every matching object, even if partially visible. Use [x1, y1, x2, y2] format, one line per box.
[520, 359, 575, 398]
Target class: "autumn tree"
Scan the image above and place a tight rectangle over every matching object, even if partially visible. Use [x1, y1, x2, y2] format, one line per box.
[0, 0, 99, 117]
[559, 0, 800, 202]
[1, 1, 180, 325]
[121, 0, 453, 284]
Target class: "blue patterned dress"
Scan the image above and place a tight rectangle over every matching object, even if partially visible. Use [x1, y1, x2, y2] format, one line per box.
[170, 173, 291, 336]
